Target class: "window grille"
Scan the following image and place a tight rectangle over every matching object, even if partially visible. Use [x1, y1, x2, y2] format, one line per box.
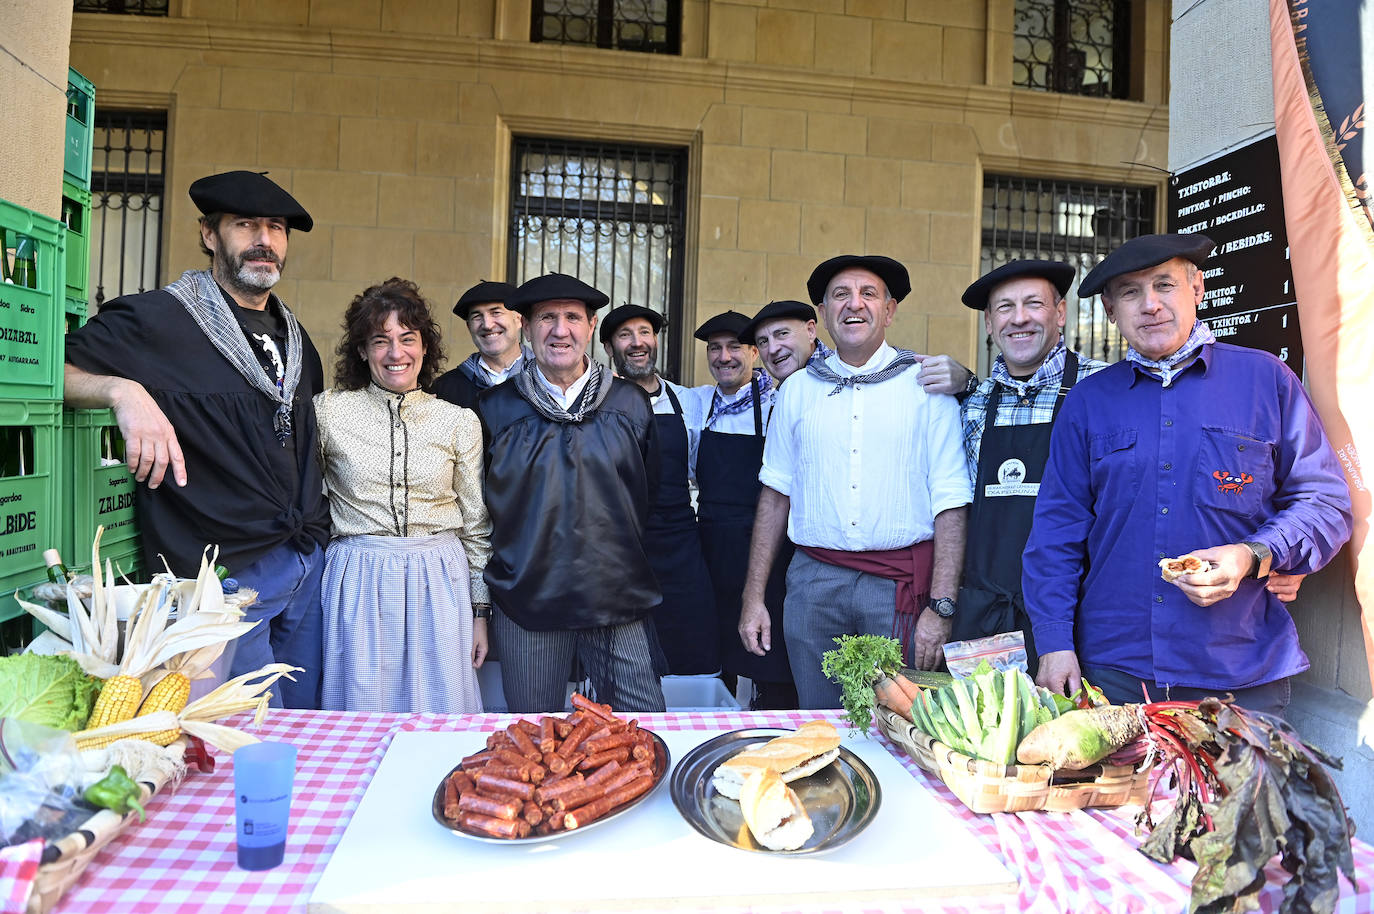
[509, 137, 688, 380]
[73, 0, 169, 14]
[981, 174, 1155, 367]
[531, 0, 680, 54]
[1013, 0, 1130, 99]
[90, 110, 167, 308]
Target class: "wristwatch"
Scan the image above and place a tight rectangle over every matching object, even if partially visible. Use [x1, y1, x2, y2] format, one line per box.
[473, 604, 493, 620]
[927, 597, 957, 618]
[1242, 542, 1272, 579]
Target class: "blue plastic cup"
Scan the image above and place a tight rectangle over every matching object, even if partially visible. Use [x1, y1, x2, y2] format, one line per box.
[234, 742, 297, 870]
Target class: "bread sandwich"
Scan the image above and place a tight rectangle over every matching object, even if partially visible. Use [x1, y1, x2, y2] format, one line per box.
[738, 767, 814, 851]
[711, 720, 841, 799]
[1159, 554, 1212, 583]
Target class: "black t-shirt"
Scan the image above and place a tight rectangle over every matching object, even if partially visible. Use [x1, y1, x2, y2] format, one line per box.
[64, 285, 329, 576]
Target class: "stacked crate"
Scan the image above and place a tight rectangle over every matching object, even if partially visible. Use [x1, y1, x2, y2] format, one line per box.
[0, 196, 67, 645]
[60, 68, 144, 586]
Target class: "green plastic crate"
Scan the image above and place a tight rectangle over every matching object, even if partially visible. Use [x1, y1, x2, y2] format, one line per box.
[0, 401, 63, 626]
[62, 180, 91, 304]
[1, 197, 66, 401]
[64, 408, 141, 576]
[64, 68, 96, 191]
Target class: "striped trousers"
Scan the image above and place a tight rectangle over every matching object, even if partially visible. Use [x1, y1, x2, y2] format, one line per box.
[492, 610, 667, 714]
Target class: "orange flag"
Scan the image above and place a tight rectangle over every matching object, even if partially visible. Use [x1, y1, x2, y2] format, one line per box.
[1269, 0, 1374, 690]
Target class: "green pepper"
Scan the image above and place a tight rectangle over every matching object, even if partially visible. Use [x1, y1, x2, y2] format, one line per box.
[84, 764, 146, 821]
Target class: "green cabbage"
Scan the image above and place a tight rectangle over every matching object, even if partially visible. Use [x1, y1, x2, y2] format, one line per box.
[0, 654, 102, 732]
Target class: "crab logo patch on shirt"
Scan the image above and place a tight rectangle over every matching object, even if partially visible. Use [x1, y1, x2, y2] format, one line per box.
[1212, 470, 1254, 494]
[985, 458, 1039, 497]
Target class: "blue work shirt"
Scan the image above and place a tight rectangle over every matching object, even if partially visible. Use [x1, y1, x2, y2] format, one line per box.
[1022, 342, 1353, 690]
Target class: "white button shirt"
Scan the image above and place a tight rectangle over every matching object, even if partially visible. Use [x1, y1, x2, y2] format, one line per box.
[759, 342, 972, 550]
[535, 359, 593, 411]
[648, 378, 703, 479]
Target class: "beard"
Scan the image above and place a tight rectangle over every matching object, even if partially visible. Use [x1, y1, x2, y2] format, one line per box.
[219, 245, 284, 294]
[613, 347, 657, 380]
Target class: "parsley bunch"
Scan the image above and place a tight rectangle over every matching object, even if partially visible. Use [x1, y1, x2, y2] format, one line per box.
[820, 634, 904, 734]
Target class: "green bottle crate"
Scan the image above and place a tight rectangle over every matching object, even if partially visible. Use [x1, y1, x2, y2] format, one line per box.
[0, 400, 63, 627]
[63, 408, 141, 579]
[62, 180, 91, 304]
[1, 197, 66, 402]
[64, 68, 96, 191]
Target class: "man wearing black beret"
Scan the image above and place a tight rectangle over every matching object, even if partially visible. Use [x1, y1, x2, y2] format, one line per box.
[431, 280, 530, 415]
[1023, 233, 1353, 713]
[740, 255, 972, 707]
[599, 303, 716, 675]
[479, 274, 667, 712]
[63, 170, 328, 708]
[918, 260, 1109, 674]
[738, 300, 833, 385]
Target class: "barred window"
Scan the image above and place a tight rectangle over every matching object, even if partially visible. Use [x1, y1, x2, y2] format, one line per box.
[509, 137, 688, 380]
[981, 174, 1156, 366]
[1013, 0, 1130, 99]
[90, 110, 166, 308]
[532, 0, 680, 54]
[73, 0, 169, 14]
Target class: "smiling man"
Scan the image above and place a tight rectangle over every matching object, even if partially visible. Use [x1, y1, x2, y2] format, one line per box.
[479, 275, 667, 713]
[738, 300, 833, 385]
[940, 260, 1108, 672]
[739, 255, 972, 707]
[63, 170, 329, 708]
[431, 281, 530, 415]
[599, 304, 715, 675]
[1022, 234, 1352, 714]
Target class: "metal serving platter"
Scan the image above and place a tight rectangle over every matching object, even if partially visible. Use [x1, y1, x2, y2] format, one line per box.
[431, 729, 671, 844]
[670, 727, 881, 855]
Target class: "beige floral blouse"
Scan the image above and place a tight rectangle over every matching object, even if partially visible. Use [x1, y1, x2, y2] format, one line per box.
[315, 384, 492, 604]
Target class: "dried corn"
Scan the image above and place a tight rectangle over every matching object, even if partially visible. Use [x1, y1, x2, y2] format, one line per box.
[86, 674, 145, 729]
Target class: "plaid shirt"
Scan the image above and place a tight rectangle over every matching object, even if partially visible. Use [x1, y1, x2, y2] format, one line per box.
[959, 340, 1109, 476]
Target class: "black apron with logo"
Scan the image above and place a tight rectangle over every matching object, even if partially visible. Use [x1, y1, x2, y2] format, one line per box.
[696, 378, 793, 684]
[645, 385, 719, 674]
[954, 351, 1079, 676]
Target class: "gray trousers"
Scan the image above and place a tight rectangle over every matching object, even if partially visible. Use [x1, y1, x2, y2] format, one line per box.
[783, 550, 898, 709]
[492, 610, 667, 714]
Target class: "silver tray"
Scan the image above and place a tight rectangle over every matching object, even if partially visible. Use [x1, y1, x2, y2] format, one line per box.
[431, 729, 671, 844]
[670, 727, 881, 855]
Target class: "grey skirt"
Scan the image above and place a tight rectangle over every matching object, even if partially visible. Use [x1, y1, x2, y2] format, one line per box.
[321, 532, 482, 713]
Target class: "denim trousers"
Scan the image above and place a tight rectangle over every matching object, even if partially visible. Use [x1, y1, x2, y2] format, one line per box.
[228, 541, 325, 709]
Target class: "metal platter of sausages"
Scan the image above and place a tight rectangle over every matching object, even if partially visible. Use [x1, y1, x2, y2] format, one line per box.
[431, 694, 670, 842]
[670, 725, 881, 855]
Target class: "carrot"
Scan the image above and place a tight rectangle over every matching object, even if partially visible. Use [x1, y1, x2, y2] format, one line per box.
[893, 673, 924, 705]
[1015, 706, 1144, 770]
[872, 675, 914, 722]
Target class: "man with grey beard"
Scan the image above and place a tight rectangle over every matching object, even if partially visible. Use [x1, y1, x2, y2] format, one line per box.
[63, 170, 329, 709]
[599, 304, 717, 674]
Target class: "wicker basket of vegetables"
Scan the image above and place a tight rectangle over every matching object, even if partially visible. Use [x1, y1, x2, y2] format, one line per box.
[820, 635, 1147, 815]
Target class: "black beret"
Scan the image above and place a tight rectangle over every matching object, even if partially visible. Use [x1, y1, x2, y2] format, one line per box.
[599, 304, 664, 344]
[692, 310, 751, 342]
[1078, 233, 1216, 298]
[806, 254, 911, 305]
[453, 280, 518, 319]
[508, 273, 610, 316]
[738, 300, 816, 344]
[188, 171, 313, 232]
[961, 260, 1076, 310]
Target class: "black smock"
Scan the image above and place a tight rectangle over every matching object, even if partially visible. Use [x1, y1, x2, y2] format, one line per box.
[953, 351, 1079, 676]
[644, 385, 719, 674]
[63, 287, 330, 578]
[479, 377, 662, 631]
[696, 378, 794, 685]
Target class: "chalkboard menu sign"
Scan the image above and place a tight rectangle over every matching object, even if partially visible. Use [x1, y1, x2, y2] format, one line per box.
[1167, 133, 1303, 374]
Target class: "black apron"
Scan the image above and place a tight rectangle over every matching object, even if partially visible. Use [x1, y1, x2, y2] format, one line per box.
[645, 385, 719, 674]
[954, 351, 1079, 676]
[696, 378, 793, 683]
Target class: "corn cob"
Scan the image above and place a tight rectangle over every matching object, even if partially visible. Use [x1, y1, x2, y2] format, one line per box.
[86, 674, 146, 730]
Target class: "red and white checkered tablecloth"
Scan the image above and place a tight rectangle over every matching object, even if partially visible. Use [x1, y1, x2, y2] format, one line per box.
[38, 709, 1373, 914]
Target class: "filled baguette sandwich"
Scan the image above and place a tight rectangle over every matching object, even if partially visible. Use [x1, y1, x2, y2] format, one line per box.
[711, 720, 841, 799]
[738, 767, 814, 851]
[1159, 554, 1212, 583]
